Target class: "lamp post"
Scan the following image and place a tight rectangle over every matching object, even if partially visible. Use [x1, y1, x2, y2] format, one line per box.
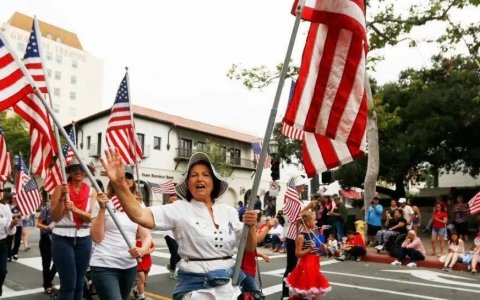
[269, 139, 279, 181]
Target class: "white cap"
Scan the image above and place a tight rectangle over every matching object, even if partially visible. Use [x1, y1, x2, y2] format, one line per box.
[293, 175, 308, 187]
[398, 197, 407, 203]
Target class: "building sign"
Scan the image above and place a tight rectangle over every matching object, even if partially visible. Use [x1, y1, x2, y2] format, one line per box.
[269, 181, 280, 196]
[100, 170, 174, 180]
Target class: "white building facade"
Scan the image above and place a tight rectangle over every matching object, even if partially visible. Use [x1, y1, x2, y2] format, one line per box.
[71, 105, 308, 209]
[1, 12, 103, 125]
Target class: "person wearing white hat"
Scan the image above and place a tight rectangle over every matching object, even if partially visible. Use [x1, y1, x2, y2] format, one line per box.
[101, 149, 258, 300]
[398, 198, 414, 230]
[90, 165, 152, 300]
[50, 156, 97, 300]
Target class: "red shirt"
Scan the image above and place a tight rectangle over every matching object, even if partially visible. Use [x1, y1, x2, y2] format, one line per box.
[432, 211, 448, 229]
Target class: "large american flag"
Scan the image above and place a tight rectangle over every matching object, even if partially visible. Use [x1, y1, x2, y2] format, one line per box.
[283, 180, 303, 240]
[469, 192, 480, 215]
[283, 0, 367, 177]
[111, 195, 124, 212]
[15, 155, 42, 216]
[13, 21, 57, 178]
[281, 80, 304, 140]
[0, 126, 11, 182]
[106, 74, 143, 165]
[148, 180, 175, 195]
[0, 34, 33, 110]
[43, 127, 76, 194]
[251, 141, 271, 169]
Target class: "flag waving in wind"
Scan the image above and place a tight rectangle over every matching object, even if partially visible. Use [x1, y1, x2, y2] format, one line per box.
[148, 180, 175, 195]
[106, 74, 143, 165]
[13, 20, 57, 178]
[15, 155, 42, 216]
[0, 126, 11, 182]
[251, 141, 271, 169]
[282, 0, 368, 177]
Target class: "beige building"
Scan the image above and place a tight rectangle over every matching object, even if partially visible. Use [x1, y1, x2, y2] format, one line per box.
[1, 12, 104, 125]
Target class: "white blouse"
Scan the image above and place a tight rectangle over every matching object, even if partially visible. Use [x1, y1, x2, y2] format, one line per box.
[149, 199, 243, 274]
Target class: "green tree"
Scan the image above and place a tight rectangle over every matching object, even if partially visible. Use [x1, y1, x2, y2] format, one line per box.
[202, 140, 234, 179]
[0, 112, 30, 171]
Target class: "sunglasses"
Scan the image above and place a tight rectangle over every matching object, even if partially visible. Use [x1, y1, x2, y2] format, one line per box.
[69, 165, 85, 173]
[125, 173, 134, 180]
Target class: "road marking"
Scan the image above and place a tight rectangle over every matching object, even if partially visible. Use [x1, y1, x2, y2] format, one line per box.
[261, 259, 339, 276]
[1, 286, 59, 298]
[384, 269, 480, 288]
[145, 291, 172, 300]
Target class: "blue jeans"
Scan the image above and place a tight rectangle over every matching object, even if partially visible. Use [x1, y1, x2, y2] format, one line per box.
[52, 234, 92, 300]
[91, 266, 137, 300]
[332, 220, 345, 240]
[398, 247, 425, 263]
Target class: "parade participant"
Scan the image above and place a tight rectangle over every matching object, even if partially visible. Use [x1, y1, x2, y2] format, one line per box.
[101, 149, 258, 300]
[133, 239, 154, 300]
[90, 165, 152, 300]
[51, 157, 97, 300]
[5, 195, 21, 262]
[285, 211, 331, 299]
[391, 230, 426, 267]
[36, 196, 57, 294]
[442, 230, 465, 272]
[430, 203, 448, 257]
[281, 175, 314, 299]
[165, 194, 181, 279]
[0, 190, 19, 297]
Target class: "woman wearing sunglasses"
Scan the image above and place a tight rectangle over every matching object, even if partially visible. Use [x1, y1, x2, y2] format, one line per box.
[51, 157, 97, 300]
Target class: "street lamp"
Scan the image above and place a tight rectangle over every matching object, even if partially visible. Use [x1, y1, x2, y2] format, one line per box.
[269, 139, 280, 181]
[269, 139, 278, 155]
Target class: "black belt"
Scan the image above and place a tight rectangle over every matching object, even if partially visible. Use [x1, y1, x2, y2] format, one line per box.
[186, 256, 233, 262]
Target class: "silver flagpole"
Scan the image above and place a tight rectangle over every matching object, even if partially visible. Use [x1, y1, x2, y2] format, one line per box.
[0, 30, 138, 257]
[232, 0, 307, 284]
[33, 17, 74, 220]
[124, 68, 142, 193]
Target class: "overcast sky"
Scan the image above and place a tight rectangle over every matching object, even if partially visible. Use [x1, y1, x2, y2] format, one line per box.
[0, 0, 478, 138]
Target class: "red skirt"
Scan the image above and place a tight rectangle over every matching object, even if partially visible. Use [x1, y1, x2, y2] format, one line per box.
[285, 254, 331, 297]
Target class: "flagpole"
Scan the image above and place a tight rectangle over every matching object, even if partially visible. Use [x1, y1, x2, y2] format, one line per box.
[0, 31, 138, 259]
[232, 0, 307, 284]
[124, 68, 142, 192]
[72, 121, 77, 150]
[33, 17, 74, 220]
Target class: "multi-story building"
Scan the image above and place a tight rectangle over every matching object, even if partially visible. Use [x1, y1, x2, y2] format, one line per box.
[70, 105, 306, 208]
[1, 12, 103, 125]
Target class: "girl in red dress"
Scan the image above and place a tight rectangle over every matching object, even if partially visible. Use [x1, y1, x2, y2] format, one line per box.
[285, 211, 331, 299]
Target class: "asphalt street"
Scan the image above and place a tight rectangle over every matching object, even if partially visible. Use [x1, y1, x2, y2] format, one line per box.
[3, 229, 480, 300]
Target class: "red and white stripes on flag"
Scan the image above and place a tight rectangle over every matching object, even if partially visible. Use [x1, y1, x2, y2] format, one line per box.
[13, 21, 57, 177]
[148, 180, 175, 195]
[0, 129, 11, 182]
[281, 122, 305, 141]
[111, 195, 124, 212]
[43, 163, 62, 195]
[282, 0, 368, 177]
[469, 192, 480, 215]
[283, 186, 303, 240]
[106, 74, 143, 165]
[0, 35, 33, 110]
[15, 158, 42, 216]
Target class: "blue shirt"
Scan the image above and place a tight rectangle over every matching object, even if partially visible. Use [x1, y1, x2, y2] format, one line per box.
[367, 204, 383, 226]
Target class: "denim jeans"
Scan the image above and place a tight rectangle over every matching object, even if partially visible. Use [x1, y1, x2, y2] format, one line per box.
[91, 266, 137, 300]
[398, 247, 425, 263]
[51, 234, 92, 300]
[332, 220, 345, 240]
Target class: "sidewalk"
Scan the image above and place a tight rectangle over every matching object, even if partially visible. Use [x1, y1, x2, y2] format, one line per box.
[363, 231, 473, 271]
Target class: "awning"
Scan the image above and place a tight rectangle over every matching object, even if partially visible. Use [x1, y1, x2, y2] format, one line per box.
[340, 189, 362, 200]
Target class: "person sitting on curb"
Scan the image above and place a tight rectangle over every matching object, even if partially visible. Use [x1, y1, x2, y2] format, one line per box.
[375, 209, 407, 251]
[442, 230, 465, 272]
[326, 233, 339, 258]
[337, 230, 366, 262]
[470, 232, 480, 274]
[391, 230, 426, 267]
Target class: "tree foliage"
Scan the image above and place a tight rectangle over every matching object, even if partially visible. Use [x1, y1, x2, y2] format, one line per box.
[0, 112, 30, 170]
[202, 140, 234, 179]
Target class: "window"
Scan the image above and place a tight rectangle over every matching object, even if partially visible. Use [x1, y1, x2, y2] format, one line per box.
[153, 137, 161, 150]
[69, 107, 75, 117]
[179, 138, 192, 157]
[46, 69, 52, 78]
[46, 51, 53, 60]
[71, 75, 77, 84]
[196, 141, 206, 152]
[137, 133, 145, 152]
[54, 88, 61, 97]
[69, 91, 76, 100]
[87, 136, 91, 150]
[229, 148, 241, 165]
[56, 55, 62, 63]
[97, 133, 102, 155]
[72, 60, 78, 68]
[55, 71, 61, 80]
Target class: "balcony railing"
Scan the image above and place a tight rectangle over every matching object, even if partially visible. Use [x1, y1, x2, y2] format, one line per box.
[175, 148, 256, 170]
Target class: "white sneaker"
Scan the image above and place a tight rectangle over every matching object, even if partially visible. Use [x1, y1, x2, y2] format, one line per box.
[406, 262, 417, 267]
[375, 244, 384, 250]
[391, 260, 401, 266]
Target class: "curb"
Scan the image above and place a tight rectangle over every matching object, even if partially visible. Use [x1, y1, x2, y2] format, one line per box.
[363, 253, 469, 271]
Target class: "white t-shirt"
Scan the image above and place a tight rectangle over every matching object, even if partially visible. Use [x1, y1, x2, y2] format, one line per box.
[0, 204, 16, 239]
[149, 199, 243, 274]
[402, 205, 415, 230]
[89, 201, 139, 269]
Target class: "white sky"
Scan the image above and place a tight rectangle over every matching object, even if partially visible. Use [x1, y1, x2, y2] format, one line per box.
[0, 0, 478, 137]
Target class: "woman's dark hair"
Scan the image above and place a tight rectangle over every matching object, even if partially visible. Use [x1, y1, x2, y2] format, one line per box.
[185, 161, 221, 202]
[449, 230, 460, 245]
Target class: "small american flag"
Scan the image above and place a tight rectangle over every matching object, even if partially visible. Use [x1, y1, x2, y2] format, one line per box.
[251, 141, 271, 169]
[0, 34, 33, 110]
[283, 179, 302, 240]
[106, 74, 143, 165]
[111, 195, 124, 212]
[469, 192, 480, 215]
[15, 155, 42, 216]
[148, 180, 175, 195]
[62, 127, 76, 164]
[0, 126, 12, 182]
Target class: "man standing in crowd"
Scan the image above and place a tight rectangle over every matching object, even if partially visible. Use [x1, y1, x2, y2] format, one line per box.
[328, 195, 347, 241]
[366, 196, 383, 247]
[399, 198, 414, 230]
